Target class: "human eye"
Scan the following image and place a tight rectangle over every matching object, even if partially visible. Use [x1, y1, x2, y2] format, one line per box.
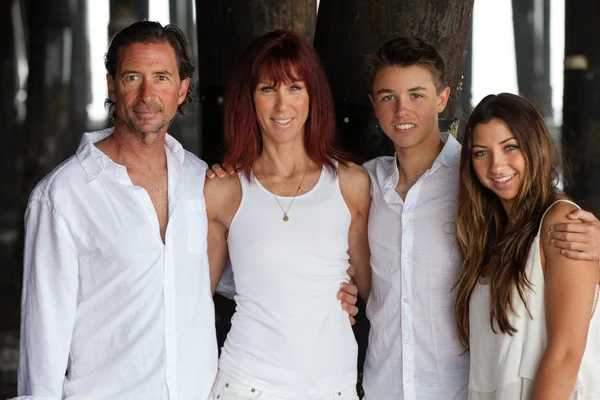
[124, 75, 139, 83]
[411, 93, 423, 99]
[382, 94, 395, 101]
[157, 75, 168, 81]
[259, 85, 275, 93]
[472, 150, 488, 158]
[505, 144, 519, 151]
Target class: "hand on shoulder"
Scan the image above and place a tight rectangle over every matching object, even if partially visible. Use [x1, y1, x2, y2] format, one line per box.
[548, 207, 600, 261]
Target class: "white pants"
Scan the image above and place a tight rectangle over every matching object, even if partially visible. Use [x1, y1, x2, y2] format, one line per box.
[211, 369, 359, 400]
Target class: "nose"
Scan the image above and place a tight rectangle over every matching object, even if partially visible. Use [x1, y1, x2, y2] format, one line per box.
[274, 90, 288, 113]
[139, 79, 154, 102]
[490, 152, 507, 174]
[394, 97, 408, 117]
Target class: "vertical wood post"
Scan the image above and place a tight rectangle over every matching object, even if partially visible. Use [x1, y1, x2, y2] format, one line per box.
[313, 0, 475, 161]
[194, 0, 317, 165]
[562, 0, 600, 215]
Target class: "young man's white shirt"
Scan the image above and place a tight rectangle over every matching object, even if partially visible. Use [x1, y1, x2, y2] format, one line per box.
[362, 133, 469, 400]
[15, 128, 217, 400]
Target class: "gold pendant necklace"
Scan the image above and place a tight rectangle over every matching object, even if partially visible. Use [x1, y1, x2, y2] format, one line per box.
[261, 162, 308, 222]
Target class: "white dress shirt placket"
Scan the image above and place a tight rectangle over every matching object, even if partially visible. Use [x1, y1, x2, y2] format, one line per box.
[400, 180, 420, 400]
[163, 150, 181, 400]
[112, 154, 179, 400]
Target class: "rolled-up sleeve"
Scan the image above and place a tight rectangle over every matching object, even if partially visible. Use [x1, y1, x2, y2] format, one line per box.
[17, 196, 79, 399]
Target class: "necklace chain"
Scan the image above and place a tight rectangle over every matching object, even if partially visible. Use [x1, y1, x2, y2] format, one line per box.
[261, 161, 308, 222]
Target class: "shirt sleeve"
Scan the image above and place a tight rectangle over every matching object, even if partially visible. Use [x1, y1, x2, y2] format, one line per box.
[17, 197, 79, 399]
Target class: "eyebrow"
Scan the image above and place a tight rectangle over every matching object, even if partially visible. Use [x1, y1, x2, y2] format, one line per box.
[375, 86, 428, 95]
[120, 70, 173, 76]
[375, 88, 394, 95]
[472, 136, 517, 148]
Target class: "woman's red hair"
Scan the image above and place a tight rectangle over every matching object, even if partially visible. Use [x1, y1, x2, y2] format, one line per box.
[223, 29, 346, 178]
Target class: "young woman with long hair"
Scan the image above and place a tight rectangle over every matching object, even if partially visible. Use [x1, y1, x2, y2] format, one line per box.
[205, 30, 371, 399]
[454, 93, 600, 399]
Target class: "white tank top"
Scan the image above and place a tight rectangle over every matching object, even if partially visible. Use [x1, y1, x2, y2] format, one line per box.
[219, 164, 358, 399]
[469, 200, 600, 398]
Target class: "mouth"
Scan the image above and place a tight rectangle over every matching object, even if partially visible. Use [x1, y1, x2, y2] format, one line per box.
[134, 109, 160, 116]
[492, 174, 516, 184]
[394, 123, 416, 131]
[272, 118, 294, 127]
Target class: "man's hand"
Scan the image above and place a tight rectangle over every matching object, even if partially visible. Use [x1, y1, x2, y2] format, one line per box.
[338, 264, 359, 325]
[548, 209, 600, 261]
[206, 163, 234, 179]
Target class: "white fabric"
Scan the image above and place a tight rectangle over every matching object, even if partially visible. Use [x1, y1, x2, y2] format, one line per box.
[362, 133, 469, 400]
[219, 165, 357, 399]
[15, 128, 217, 400]
[211, 370, 358, 400]
[468, 199, 600, 399]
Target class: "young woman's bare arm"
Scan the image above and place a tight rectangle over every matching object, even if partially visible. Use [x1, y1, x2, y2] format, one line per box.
[532, 202, 599, 400]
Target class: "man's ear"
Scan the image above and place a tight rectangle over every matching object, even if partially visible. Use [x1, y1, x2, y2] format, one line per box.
[437, 86, 451, 113]
[107, 74, 117, 102]
[178, 78, 191, 105]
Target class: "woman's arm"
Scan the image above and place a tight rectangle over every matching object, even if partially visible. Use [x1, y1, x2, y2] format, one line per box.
[532, 202, 599, 400]
[339, 162, 372, 303]
[204, 174, 241, 294]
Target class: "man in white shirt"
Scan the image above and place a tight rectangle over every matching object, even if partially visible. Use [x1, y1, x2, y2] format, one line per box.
[361, 37, 468, 399]
[15, 21, 217, 400]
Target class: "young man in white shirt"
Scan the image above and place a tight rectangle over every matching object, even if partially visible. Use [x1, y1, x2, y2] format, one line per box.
[15, 21, 218, 400]
[361, 37, 469, 400]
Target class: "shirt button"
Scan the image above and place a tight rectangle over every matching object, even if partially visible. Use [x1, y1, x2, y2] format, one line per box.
[403, 255, 409, 261]
[403, 297, 409, 303]
[406, 379, 411, 384]
[405, 339, 410, 344]
[403, 216, 409, 223]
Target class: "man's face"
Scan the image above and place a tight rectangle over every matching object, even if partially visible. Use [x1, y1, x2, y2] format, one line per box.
[369, 65, 449, 152]
[107, 42, 190, 136]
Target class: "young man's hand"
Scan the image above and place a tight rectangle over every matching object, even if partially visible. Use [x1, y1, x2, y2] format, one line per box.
[338, 264, 359, 325]
[548, 209, 600, 261]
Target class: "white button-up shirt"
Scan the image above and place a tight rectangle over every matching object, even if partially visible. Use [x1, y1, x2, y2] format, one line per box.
[362, 133, 469, 400]
[15, 128, 217, 400]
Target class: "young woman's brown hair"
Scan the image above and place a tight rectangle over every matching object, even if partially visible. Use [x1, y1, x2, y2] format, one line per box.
[454, 93, 562, 351]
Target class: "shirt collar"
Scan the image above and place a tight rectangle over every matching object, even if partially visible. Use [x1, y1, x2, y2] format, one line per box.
[76, 127, 186, 182]
[382, 132, 461, 190]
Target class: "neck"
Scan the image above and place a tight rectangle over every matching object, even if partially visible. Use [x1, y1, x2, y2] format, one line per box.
[97, 123, 167, 169]
[395, 130, 444, 185]
[258, 138, 310, 179]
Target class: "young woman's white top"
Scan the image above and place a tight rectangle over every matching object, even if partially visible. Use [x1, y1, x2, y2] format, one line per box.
[218, 164, 357, 399]
[468, 200, 600, 399]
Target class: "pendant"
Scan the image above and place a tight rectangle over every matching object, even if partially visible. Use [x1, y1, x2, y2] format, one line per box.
[283, 215, 289, 222]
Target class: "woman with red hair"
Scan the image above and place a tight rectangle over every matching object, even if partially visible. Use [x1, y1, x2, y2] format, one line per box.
[205, 30, 371, 399]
